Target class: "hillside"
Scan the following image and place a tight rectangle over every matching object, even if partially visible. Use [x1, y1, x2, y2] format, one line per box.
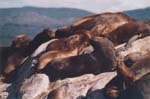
[0, 7, 93, 46]
[0, 7, 150, 46]
[124, 7, 150, 20]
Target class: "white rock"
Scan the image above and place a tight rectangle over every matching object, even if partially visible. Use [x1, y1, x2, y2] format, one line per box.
[48, 72, 117, 99]
[116, 36, 150, 59]
[0, 82, 11, 99]
[32, 39, 58, 57]
[19, 74, 49, 99]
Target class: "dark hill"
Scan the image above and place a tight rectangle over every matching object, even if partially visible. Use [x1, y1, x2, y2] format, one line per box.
[0, 7, 150, 46]
[124, 7, 150, 20]
[0, 7, 93, 46]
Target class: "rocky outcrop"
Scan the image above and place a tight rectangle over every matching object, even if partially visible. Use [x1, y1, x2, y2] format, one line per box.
[116, 36, 150, 59]
[48, 72, 116, 99]
[32, 39, 58, 57]
[19, 74, 49, 99]
[0, 37, 149, 99]
[0, 82, 11, 99]
[0, 12, 149, 99]
[0, 72, 116, 99]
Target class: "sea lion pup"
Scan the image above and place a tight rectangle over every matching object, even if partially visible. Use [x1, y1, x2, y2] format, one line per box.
[105, 56, 150, 99]
[38, 33, 90, 70]
[41, 37, 117, 81]
[11, 34, 31, 49]
[4, 34, 30, 75]
[46, 32, 90, 52]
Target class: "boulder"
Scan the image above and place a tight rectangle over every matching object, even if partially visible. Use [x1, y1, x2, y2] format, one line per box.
[32, 39, 58, 57]
[18, 74, 49, 99]
[0, 82, 11, 99]
[48, 72, 117, 99]
[116, 36, 150, 59]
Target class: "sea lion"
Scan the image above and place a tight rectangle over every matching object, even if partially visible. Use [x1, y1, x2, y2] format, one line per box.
[108, 21, 150, 45]
[37, 33, 90, 70]
[55, 12, 135, 38]
[41, 37, 117, 81]
[4, 34, 30, 75]
[46, 33, 90, 52]
[105, 55, 150, 99]
[38, 48, 79, 70]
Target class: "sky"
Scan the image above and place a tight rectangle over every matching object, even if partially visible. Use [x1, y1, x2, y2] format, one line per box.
[0, 0, 149, 13]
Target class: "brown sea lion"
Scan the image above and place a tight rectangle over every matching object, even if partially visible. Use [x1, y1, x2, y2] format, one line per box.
[46, 33, 90, 52]
[4, 34, 30, 75]
[38, 48, 79, 70]
[0, 47, 14, 75]
[108, 20, 150, 45]
[55, 12, 135, 38]
[41, 37, 117, 81]
[37, 33, 91, 71]
[4, 52, 25, 74]
[105, 55, 150, 99]
[71, 12, 135, 35]
[118, 56, 150, 83]
[11, 34, 30, 48]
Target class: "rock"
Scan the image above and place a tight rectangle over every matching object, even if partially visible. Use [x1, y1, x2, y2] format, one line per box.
[1, 57, 36, 99]
[32, 39, 58, 57]
[16, 57, 35, 82]
[116, 36, 150, 59]
[79, 45, 94, 55]
[19, 74, 49, 99]
[0, 82, 11, 99]
[48, 72, 117, 99]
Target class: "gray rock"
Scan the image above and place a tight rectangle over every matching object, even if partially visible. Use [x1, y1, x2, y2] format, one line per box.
[116, 36, 150, 59]
[19, 74, 49, 99]
[48, 72, 117, 99]
[0, 82, 11, 99]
